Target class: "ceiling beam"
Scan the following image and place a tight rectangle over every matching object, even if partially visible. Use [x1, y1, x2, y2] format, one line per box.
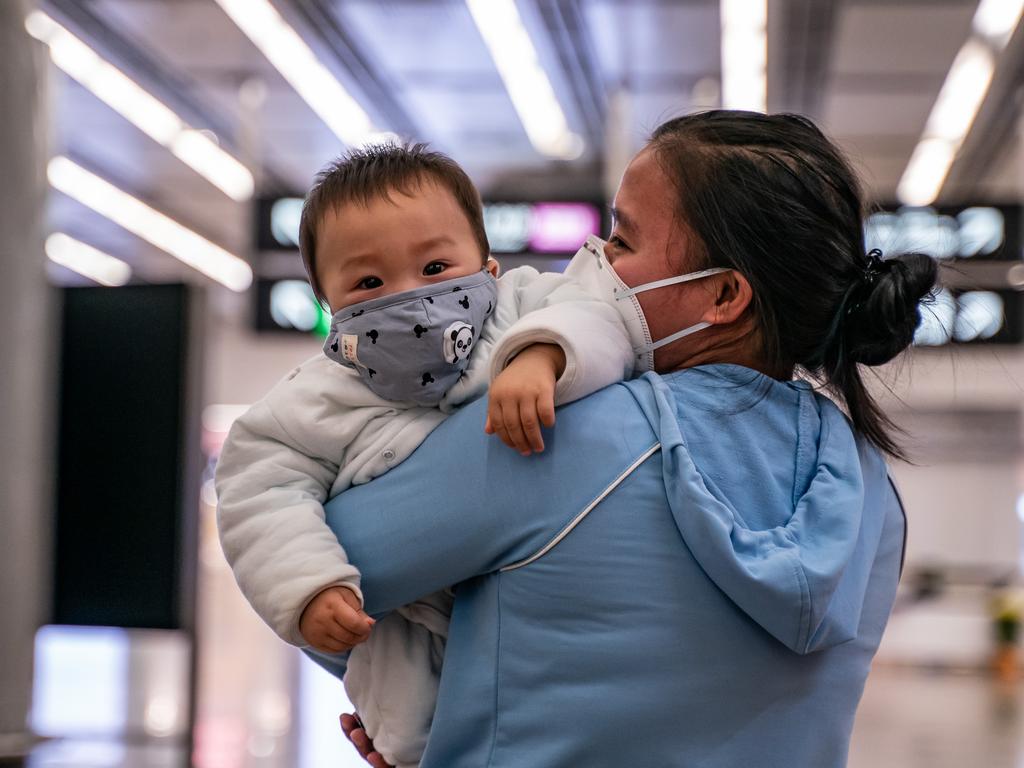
[772, 0, 839, 118]
[44, 0, 235, 152]
[41, 0, 292, 192]
[942, 23, 1024, 202]
[531, 0, 607, 147]
[281, 0, 422, 140]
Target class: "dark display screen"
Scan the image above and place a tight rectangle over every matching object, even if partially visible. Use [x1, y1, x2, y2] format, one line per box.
[53, 284, 199, 630]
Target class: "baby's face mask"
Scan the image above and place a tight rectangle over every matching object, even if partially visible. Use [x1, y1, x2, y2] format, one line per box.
[323, 270, 498, 406]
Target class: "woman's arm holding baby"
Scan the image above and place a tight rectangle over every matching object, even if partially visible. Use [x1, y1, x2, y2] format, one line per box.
[323, 385, 657, 616]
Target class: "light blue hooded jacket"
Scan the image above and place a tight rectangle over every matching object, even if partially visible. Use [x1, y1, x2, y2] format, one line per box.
[317, 364, 905, 767]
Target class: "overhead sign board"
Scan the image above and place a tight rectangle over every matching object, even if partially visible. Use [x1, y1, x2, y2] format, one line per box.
[865, 206, 1019, 261]
[866, 205, 1024, 346]
[256, 197, 603, 256]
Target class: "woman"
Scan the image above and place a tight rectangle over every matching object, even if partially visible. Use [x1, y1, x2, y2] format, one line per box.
[320, 111, 936, 767]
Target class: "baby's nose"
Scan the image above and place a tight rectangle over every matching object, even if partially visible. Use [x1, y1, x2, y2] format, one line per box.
[391, 278, 423, 294]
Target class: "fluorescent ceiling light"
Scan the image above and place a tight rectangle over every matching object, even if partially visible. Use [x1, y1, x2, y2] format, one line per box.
[924, 41, 995, 143]
[48, 157, 253, 292]
[897, 23, 999, 207]
[973, 0, 1024, 44]
[720, 0, 767, 112]
[211, 0, 376, 147]
[897, 138, 957, 207]
[465, 0, 583, 160]
[46, 233, 132, 286]
[25, 11, 254, 202]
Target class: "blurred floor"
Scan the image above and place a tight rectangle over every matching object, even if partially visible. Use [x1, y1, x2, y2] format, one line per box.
[849, 666, 1024, 768]
[25, 665, 1024, 767]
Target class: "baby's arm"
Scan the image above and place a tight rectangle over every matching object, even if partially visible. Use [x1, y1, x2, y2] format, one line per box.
[486, 268, 633, 454]
[216, 395, 373, 651]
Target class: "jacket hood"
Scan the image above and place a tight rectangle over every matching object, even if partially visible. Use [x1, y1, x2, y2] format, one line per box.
[631, 368, 893, 655]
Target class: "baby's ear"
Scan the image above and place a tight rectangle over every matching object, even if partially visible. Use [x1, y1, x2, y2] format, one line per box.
[485, 257, 500, 277]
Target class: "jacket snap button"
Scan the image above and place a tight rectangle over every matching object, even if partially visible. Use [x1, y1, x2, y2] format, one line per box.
[382, 449, 396, 461]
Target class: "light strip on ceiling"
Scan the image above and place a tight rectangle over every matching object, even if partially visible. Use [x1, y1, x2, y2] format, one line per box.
[720, 0, 767, 112]
[211, 0, 377, 148]
[897, 1, 1023, 206]
[46, 233, 132, 286]
[973, 0, 1024, 44]
[48, 157, 253, 292]
[465, 0, 583, 160]
[25, 11, 254, 202]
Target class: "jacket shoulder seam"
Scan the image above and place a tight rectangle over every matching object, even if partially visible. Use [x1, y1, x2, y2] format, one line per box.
[499, 442, 662, 572]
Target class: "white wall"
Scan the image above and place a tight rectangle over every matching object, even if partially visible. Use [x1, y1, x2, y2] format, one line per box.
[892, 461, 1020, 570]
[204, 309, 322, 409]
[872, 347, 1024, 665]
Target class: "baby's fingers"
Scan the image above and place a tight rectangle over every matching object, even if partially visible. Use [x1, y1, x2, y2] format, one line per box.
[537, 392, 556, 429]
[334, 603, 374, 636]
[519, 399, 545, 453]
[312, 633, 353, 654]
[489, 400, 518, 451]
[501, 399, 533, 455]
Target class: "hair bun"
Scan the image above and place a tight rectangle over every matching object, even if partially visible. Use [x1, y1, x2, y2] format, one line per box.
[844, 252, 938, 366]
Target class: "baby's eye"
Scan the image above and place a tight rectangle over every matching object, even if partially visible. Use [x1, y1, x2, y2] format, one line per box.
[357, 276, 383, 290]
[423, 261, 446, 276]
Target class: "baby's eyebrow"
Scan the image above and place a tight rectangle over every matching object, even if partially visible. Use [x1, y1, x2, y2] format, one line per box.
[416, 235, 457, 251]
[338, 252, 383, 271]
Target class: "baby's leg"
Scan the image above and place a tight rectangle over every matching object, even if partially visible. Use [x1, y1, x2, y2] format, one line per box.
[344, 591, 452, 768]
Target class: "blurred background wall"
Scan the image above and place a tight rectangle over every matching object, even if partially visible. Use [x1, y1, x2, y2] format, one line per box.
[0, 0, 52, 756]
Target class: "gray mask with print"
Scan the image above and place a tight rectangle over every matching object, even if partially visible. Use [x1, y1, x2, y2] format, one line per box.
[323, 270, 498, 406]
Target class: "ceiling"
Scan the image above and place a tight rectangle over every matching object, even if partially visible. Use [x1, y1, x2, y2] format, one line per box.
[35, 0, 1024, 291]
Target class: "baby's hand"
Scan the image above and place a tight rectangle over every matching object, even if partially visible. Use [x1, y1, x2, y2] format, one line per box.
[485, 343, 565, 456]
[299, 586, 375, 653]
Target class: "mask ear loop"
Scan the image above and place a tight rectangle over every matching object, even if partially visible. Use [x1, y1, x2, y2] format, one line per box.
[614, 268, 731, 298]
[640, 321, 713, 353]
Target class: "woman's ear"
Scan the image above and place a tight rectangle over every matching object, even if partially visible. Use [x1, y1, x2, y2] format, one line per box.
[486, 257, 500, 277]
[701, 270, 753, 325]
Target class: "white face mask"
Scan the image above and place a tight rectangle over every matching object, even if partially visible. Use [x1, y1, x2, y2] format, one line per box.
[564, 234, 730, 372]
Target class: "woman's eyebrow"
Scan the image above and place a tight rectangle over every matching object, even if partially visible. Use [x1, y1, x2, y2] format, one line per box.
[610, 206, 637, 233]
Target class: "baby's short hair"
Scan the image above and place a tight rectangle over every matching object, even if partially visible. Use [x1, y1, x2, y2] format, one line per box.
[299, 143, 490, 305]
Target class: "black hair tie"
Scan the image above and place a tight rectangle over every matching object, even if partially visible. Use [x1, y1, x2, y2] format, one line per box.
[841, 249, 890, 319]
[861, 248, 887, 286]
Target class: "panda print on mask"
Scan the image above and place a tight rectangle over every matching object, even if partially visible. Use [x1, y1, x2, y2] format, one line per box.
[444, 322, 475, 364]
[323, 269, 498, 406]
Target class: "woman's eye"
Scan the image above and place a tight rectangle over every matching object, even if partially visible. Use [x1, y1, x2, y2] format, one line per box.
[609, 234, 629, 250]
[423, 262, 446, 276]
[357, 276, 383, 290]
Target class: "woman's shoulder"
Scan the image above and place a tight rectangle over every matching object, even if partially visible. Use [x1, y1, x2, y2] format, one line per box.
[553, 380, 662, 457]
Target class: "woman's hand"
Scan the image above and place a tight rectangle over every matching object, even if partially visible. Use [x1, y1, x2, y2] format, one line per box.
[340, 713, 393, 768]
[485, 343, 565, 455]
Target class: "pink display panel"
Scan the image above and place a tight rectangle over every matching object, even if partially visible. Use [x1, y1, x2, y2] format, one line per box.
[528, 203, 602, 253]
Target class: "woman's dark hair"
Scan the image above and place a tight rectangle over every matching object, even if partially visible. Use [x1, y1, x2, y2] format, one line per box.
[649, 110, 937, 459]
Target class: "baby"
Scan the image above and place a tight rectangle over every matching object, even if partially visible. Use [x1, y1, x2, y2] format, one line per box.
[215, 144, 632, 767]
